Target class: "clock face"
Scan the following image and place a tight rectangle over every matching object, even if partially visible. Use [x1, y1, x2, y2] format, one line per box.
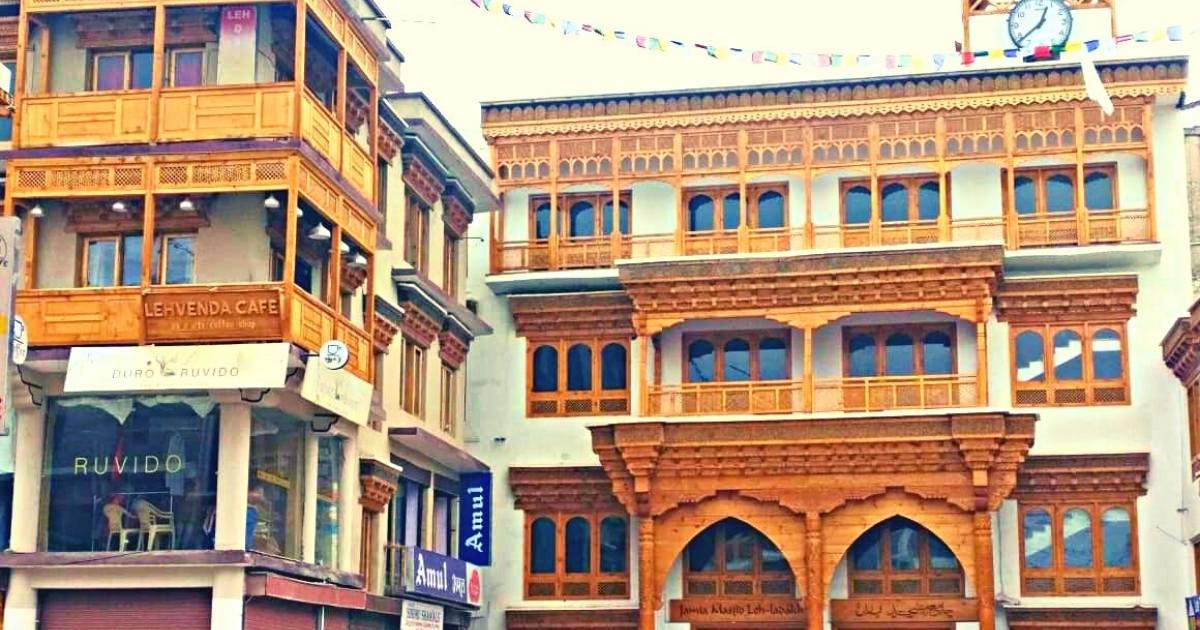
[1007, 0, 1073, 48]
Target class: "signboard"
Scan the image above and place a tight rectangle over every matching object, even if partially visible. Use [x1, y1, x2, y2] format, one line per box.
[403, 546, 483, 607]
[0, 216, 19, 433]
[142, 288, 283, 341]
[64, 342, 290, 393]
[11, 314, 26, 365]
[299, 356, 372, 426]
[319, 340, 350, 370]
[830, 598, 979, 624]
[669, 598, 805, 624]
[400, 600, 443, 630]
[216, 5, 257, 84]
[458, 472, 492, 566]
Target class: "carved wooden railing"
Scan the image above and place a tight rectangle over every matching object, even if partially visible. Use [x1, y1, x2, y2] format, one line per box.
[1012, 209, 1150, 248]
[158, 84, 295, 142]
[16, 281, 373, 381]
[646, 380, 805, 416]
[528, 389, 630, 417]
[812, 374, 978, 412]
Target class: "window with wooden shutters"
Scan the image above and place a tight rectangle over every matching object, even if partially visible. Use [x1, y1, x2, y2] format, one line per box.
[525, 512, 629, 600]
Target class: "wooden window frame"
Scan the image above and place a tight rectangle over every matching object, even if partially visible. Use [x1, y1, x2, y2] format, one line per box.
[682, 183, 788, 234]
[440, 362, 458, 437]
[847, 519, 965, 598]
[443, 228, 460, 300]
[839, 174, 949, 225]
[79, 231, 196, 287]
[1018, 500, 1140, 596]
[91, 51, 131, 91]
[842, 324, 958, 378]
[167, 47, 206, 87]
[682, 520, 795, 598]
[526, 338, 630, 417]
[524, 511, 630, 600]
[682, 329, 793, 384]
[80, 236, 121, 287]
[1003, 163, 1119, 216]
[404, 193, 431, 275]
[527, 191, 633, 241]
[159, 233, 196, 285]
[401, 338, 427, 418]
[1009, 322, 1129, 407]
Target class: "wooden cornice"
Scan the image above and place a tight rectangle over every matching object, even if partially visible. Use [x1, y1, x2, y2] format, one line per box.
[996, 274, 1138, 323]
[481, 60, 1184, 138]
[509, 466, 625, 513]
[506, 609, 639, 630]
[617, 245, 1002, 330]
[1014, 453, 1150, 500]
[590, 411, 1036, 518]
[0, 17, 16, 56]
[378, 120, 404, 162]
[399, 303, 440, 348]
[372, 311, 400, 354]
[437, 328, 469, 369]
[359, 458, 400, 514]
[1005, 607, 1156, 629]
[1163, 296, 1200, 385]
[402, 153, 445, 208]
[508, 291, 635, 340]
[442, 193, 471, 239]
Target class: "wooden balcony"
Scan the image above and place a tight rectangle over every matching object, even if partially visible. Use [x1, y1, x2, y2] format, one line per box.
[158, 84, 295, 142]
[528, 389, 630, 417]
[646, 380, 804, 416]
[301, 92, 375, 204]
[20, 91, 152, 147]
[813, 375, 979, 413]
[1013, 209, 1150, 248]
[16, 282, 372, 381]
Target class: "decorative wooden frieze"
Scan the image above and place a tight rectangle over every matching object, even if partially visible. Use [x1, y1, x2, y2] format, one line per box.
[65, 200, 211, 234]
[400, 303, 440, 348]
[996, 275, 1138, 324]
[442, 193, 471, 239]
[508, 291, 635, 340]
[73, 7, 218, 49]
[340, 262, 368, 295]
[373, 311, 400, 353]
[967, 0, 1114, 16]
[438, 328, 469, 369]
[505, 608, 639, 630]
[402, 154, 445, 208]
[359, 458, 400, 513]
[1005, 606, 1156, 630]
[1014, 453, 1150, 500]
[509, 466, 624, 513]
[378, 121, 404, 162]
[0, 17, 16, 56]
[1163, 296, 1200, 385]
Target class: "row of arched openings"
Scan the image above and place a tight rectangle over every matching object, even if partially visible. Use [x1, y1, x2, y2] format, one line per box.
[533, 200, 631, 240]
[1014, 327, 1123, 383]
[686, 189, 786, 231]
[846, 329, 954, 378]
[687, 336, 789, 383]
[532, 343, 628, 392]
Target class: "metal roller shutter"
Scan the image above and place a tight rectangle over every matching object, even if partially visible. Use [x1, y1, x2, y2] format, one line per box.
[243, 598, 316, 630]
[349, 611, 389, 630]
[39, 589, 211, 630]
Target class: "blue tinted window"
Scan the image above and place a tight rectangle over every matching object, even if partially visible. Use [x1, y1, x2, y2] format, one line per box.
[1063, 508, 1093, 568]
[569, 201, 594, 238]
[723, 339, 750, 382]
[688, 195, 714, 231]
[1015, 331, 1045, 383]
[758, 338, 788, 380]
[687, 340, 715, 382]
[848, 334, 877, 377]
[845, 185, 872, 224]
[1101, 508, 1131, 568]
[600, 343, 627, 390]
[918, 181, 940, 221]
[922, 331, 953, 375]
[884, 333, 914, 376]
[1023, 509, 1052, 569]
[1085, 171, 1114, 210]
[1053, 330, 1083, 381]
[722, 193, 741, 230]
[566, 344, 592, 391]
[530, 517, 556, 573]
[757, 191, 785, 229]
[880, 182, 909, 222]
[534, 203, 552, 239]
[1091, 328, 1122, 379]
[1045, 174, 1075, 213]
[1014, 176, 1036, 215]
[531, 346, 558, 392]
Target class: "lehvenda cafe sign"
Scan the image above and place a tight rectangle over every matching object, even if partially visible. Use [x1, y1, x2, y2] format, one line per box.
[64, 343, 291, 393]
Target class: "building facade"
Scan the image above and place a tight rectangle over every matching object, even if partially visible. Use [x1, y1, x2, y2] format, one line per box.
[0, 0, 495, 628]
[467, 23, 1195, 630]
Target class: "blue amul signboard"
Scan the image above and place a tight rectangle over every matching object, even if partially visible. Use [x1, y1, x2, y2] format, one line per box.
[458, 472, 492, 566]
[404, 546, 483, 607]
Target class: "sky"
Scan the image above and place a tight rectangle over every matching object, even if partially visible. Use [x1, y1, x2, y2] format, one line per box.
[379, 0, 1200, 155]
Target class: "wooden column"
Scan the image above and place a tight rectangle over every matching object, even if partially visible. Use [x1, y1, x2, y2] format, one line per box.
[674, 132, 685, 255]
[336, 51, 348, 124]
[140, 193, 156, 287]
[936, 115, 950, 242]
[975, 318, 989, 406]
[1073, 105, 1088, 245]
[329, 224, 343, 310]
[637, 516, 656, 630]
[1143, 101, 1157, 242]
[21, 208, 37, 289]
[974, 511, 996, 630]
[804, 512, 824, 630]
[548, 140, 560, 269]
[611, 137, 622, 262]
[803, 127, 814, 248]
[737, 130, 749, 252]
[36, 20, 49, 95]
[284, 159, 300, 313]
[803, 325, 815, 413]
[1003, 112, 1017, 248]
[868, 123, 880, 245]
[10, 5, 29, 151]
[148, 4, 166, 143]
[637, 332, 650, 416]
[292, 0, 308, 137]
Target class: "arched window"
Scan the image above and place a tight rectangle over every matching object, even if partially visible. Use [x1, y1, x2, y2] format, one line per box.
[1015, 331, 1046, 382]
[683, 519, 794, 597]
[1053, 330, 1083, 381]
[530, 517, 556, 574]
[918, 181, 941, 221]
[848, 517, 963, 597]
[722, 193, 741, 231]
[602, 200, 630, 235]
[884, 333, 915, 376]
[922, 331, 953, 375]
[1023, 509, 1053, 569]
[889, 520, 921, 570]
[1084, 171, 1114, 210]
[1014, 175, 1036, 215]
[848, 334, 877, 377]
[565, 517, 591, 573]
[723, 339, 751, 382]
[845, 185, 872, 224]
[688, 340, 715, 382]
[599, 516, 628, 573]
[531, 346, 558, 392]
[880, 182, 909, 222]
[534, 202, 553, 239]
[569, 201, 595, 238]
[1062, 508, 1093, 568]
[1091, 328, 1123, 379]
[566, 344, 592, 391]
[688, 195, 714, 231]
[758, 338, 788, 380]
[600, 343, 627, 390]
[757, 190, 785, 229]
[1101, 508, 1131, 568]
[1045, 173, 1075, 213]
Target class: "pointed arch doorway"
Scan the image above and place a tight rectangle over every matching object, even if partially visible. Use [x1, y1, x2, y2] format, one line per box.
[830, 517, 977, 630]
[668, 518, 805, 629]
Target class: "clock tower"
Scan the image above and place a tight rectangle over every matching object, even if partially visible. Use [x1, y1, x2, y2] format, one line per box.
[962, 0, 1117, 52]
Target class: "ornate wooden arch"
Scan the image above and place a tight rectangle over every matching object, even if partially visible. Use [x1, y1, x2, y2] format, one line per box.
[652, 493, 808, 609]
[822, 488, 977, 597]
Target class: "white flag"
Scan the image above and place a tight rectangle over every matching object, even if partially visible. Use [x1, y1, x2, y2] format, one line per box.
[1081, 57, 1114, 116]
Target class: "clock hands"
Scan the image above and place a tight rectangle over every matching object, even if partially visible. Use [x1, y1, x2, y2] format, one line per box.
[1016, 7, 1049, 46]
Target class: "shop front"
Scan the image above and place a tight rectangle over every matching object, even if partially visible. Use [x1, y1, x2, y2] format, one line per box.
[390, 546, 483, 630]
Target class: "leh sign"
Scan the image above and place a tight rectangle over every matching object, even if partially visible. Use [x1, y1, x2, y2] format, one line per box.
[142, 289, 283, 341]
[64, 342, 290, 393]
[830, 598, 979, 623]
[669, 598, 805, 624]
